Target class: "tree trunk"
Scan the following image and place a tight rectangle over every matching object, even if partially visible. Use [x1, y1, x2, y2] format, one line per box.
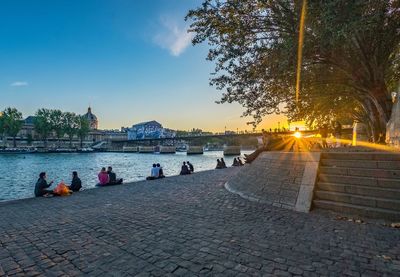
[13, 136, 17, 148]
[80, 137, 83, 148]
[367, 85, 391, 141]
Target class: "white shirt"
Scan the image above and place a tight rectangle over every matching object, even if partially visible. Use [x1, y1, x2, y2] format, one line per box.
[151, 167, 160, 177]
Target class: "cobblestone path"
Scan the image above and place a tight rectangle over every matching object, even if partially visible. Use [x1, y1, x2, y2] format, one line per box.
[0, 168, 399, 276]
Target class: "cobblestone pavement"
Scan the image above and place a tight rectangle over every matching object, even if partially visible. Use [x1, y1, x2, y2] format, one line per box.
[0, 168, 399, 276]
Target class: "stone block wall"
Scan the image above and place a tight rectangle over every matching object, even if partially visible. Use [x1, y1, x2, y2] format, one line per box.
[225, 152, 320, 212]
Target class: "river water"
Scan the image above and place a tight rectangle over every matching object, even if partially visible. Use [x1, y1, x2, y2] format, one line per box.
[0, 151, 249, 202]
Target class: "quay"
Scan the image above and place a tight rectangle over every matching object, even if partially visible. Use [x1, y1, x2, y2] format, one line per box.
[0, 166, 399, 276]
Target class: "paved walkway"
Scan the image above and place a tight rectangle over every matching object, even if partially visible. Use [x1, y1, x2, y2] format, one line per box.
[0, 168, 399, 276]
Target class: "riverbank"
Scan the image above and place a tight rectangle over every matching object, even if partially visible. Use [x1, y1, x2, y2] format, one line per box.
[0, 167, 399, 276]
[0, 151, 248, 202]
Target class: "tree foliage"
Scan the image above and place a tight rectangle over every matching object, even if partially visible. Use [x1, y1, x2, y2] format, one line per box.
[77, 116, 90, 148]
[187, 0, 400, 139]
[1, 107, 23, 147]
[34, 109, 53, 148]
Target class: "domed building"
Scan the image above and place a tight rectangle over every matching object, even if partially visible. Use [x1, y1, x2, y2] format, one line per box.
[83, 107, 98, 130]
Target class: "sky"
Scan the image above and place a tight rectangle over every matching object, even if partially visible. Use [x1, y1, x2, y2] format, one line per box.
[0, 0, 287, 132]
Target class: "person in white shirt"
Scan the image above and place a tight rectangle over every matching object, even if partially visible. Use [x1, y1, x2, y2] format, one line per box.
[147, 164, 160, 180]
[151, 163, 160, 177]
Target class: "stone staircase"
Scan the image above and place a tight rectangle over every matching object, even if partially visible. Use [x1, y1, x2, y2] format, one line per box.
[313, 152, 400, 221]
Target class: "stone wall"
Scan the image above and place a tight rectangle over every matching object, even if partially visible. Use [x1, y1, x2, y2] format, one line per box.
[225, 151, 320, 212]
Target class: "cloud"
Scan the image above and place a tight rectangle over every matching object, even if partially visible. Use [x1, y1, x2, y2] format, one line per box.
[153, 16, 193, 56]
[10, 81, 29, 87]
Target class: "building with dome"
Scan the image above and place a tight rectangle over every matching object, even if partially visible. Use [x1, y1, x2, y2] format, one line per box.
[83, 107, 99, 130]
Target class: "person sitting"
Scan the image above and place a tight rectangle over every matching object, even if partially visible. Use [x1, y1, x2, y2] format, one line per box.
[146, 164, 160, 180]
[238, 157, 244, 166]
[187, 161, 194, 173]
[216, 159, 223, 169]
[107, 166, 123, 185]
[221, 158, 227, 168]
[157, 163, 165, 178]
[232, 158, 239, 166]
[34, 172, 54, 197]
[97, 167, 109, 186]
[68, 171, 82, 192]
[180, 162, 191, 175]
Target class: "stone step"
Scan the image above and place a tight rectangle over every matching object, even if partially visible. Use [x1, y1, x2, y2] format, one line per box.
[317, 182, 400, 200]
[314, 190, 400, 211]
[313, 200, 400, 221]
[320, 159, 400, 170]
[321, 152, 400, 161]
[319, 166, 400, 179]
[318, 174, 400, 189]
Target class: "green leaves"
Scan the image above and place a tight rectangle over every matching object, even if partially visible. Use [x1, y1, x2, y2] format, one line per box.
[187, 0, 400, 136]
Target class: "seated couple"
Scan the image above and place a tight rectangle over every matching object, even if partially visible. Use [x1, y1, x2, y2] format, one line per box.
[180, 161, 194, 175]
[35, 171, 82, 197]
[97, 166, 123, 186]
[216, 158, 227, 169]
[146, 163, 165, 180]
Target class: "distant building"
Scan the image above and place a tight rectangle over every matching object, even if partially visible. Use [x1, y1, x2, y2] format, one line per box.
[127, 121, 176, 140]
[83, 107, 98, 130]
[128, 120, 162, 140]
[19, 116, 37, 139]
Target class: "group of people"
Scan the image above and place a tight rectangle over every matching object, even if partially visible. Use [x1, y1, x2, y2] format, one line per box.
[97, 166, 123, 186]
[232, 157, 244, 166]
[34, 166, 123, 197]
[180, 161, 194, 175]
[34, 171, 82, 197]
[146, 163, 165, 180]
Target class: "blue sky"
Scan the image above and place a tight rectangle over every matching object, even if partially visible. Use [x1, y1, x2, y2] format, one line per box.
[0, 0, 286, 131]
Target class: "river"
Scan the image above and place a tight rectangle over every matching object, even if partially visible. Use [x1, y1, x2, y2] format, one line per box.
[0, 151, 250, 202]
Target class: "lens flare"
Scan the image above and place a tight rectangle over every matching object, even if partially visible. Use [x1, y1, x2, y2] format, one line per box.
[294, 131, 302, 138]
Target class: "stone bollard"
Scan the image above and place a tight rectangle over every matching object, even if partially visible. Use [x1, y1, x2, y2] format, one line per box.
[138, 146, 155, 153]
[123, 146, 138, 152]
[187, 146, 203, 155]
[223, 146, 241, 156]
[159, 146, 176, 154]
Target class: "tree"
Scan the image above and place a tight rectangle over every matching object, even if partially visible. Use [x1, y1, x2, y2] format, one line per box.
[187, 0, 400, 140]
[49, 109, 65, 146]
[77, 116, 90, 148]
[0, 113, 4, 147]
[1, 107, 23, 147]
[34, 109, 52, 148]
[63, 112, 79, 148]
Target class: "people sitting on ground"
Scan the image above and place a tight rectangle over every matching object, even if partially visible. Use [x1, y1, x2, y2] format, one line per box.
[187, 161, 194, 173]
[157, 163, 165, 178]
[34, 172, 54, 197]
[220, 158, 227, 168]
[68, 171, 82, 192]
[180, 162, 191, 175]
[146, 164, 160, 180]
[216, 159, 223, 169]
[107, 166, 123, 185]
[232, 158, 240, 166]
[97, 167, 109, 186]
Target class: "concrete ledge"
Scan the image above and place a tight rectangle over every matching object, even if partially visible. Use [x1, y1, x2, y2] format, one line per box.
[225, 151, 321, 212]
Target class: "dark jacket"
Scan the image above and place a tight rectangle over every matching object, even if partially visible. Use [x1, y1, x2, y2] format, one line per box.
[70, 177, 82, 192]
[34, 178, 51, 197]
[108, 171, 117, 183]
[180, 165, 190, 175]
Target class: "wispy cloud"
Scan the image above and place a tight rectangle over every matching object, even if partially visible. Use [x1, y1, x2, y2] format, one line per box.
[153, 16, 193, 57]
[10, 81, 29, 87]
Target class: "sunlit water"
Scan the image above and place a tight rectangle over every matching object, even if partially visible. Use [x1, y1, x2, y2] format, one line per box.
[0, 151, 250, 201]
